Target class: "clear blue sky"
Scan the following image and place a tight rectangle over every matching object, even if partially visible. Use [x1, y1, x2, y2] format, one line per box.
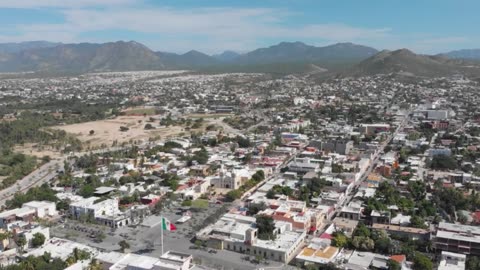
[0, 0, 478, 54]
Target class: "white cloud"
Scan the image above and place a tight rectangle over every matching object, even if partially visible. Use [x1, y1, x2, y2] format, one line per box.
[0, 1, 473, 54]
[5, 6, 392, 53]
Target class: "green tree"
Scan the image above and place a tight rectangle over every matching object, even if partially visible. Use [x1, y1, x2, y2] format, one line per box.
[247, 202, 267, 216]
[118, 240, 130, 252]
[374, 237, 392, 254]
[256, 215, 276, 240]
[31, 232, 46, 248]
[235, 136, 251, 148]
[410, 215, 427, 229]
[429, 155, 457, 170]
[16, 235, 27, 252]
[352, 236, 374, 251]
[225, 190, 242, 202]
[331, 232, 348, 248]
[467, 256, 480, 270]
[388, 259, 401, 270]
[413, 252, 433, 270]
[144, 124, 154, 130]
[354, 223, 371, 238]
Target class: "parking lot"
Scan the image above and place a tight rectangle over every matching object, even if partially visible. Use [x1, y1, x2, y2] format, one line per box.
[51, 202, 292, 269]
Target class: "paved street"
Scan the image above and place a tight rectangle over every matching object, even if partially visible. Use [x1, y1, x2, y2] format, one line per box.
[0, 158, 65, 207]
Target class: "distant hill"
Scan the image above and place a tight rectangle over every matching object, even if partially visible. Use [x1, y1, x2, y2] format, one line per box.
[0, 41, 60, 54]
[0, 41, 164, 72]
[233, 42, 378, 68]
[1, 40, 479, 76]
[442, 49, 480, 60]
[346, 49, 480, 77]
[212, 51, 240, 62]
[157, 50, 218, 68]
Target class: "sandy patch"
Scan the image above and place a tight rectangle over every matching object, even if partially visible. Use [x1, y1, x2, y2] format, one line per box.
[13, 143, 63, 159]
[52, 115, 189, 148]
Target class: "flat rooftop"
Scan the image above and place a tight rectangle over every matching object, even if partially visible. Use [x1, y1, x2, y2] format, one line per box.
[297, 244, 339, 264]
[94, 186, 117, 195]
[436, 230, 480, 244]
[0, 207, 35, 218]
[438, 222, 480, 235]
[254, 230, 304, 252]
[372, 223, 429, 234]
[438, 251, 466, 270]
[24, 237, 98, 260]
[22, 200, 54, 208]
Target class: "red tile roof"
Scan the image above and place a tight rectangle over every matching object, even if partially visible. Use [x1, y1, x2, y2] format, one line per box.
[390, 254, 406, 263]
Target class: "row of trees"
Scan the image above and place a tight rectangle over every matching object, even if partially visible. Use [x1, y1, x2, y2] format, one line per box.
[0, 151, 37, 189]
[225, 170, 265, 202]
[6, 183, 58, 209]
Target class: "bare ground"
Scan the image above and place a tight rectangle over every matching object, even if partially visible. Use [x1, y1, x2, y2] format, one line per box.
[52, 115, 189, 148]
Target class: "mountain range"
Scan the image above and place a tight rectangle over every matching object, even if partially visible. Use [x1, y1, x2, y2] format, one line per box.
[0, 40, 480, 77]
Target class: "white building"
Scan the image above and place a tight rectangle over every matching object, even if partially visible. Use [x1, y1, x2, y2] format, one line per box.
[96, 250, 196, 270]
[438, 251, 466, 270]
[196, 213, 305, 263]
[22, 201, 58, 218]
[23, 237, 99, 260]
[69, 197, 128, 228]
[211, 167, 254, 189]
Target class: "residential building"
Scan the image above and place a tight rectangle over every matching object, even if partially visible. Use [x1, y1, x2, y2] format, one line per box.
[435, 222, 480, 256]
[288, 158, 320, 175]
[339, 201, 363, 220]
[360, 124, 390, 135]
[69, 197, 128, 228]
[322, 139, 354, 155]
[296, 238, 339, 265]
[332, 217, 359, 237]
[372, 223, 430, 241]
[438, 251, 466, 270]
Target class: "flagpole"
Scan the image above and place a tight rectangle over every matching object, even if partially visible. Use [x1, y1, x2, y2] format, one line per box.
[161, 216, 164, 255]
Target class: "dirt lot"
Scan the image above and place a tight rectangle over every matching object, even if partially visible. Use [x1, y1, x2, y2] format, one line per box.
[52, 115, 188, 148]
[13, 143, 63, 159]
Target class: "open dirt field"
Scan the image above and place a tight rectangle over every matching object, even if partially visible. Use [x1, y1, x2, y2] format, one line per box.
[52, 115, 188, 148]
[13, 143, 64, 159]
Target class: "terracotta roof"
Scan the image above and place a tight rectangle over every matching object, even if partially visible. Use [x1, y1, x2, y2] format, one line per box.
[473, 211, 480, 222]
[390, 254, 406, 263]
[320, 233, 332, 239]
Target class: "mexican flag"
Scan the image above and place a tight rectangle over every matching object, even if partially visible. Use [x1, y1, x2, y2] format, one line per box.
[162, 217, 176, 231]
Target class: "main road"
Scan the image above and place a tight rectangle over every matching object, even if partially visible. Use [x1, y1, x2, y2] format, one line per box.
[331, 108, 413, 219]
[0, 144, 150, 207]
[0, 158, 65, 207]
